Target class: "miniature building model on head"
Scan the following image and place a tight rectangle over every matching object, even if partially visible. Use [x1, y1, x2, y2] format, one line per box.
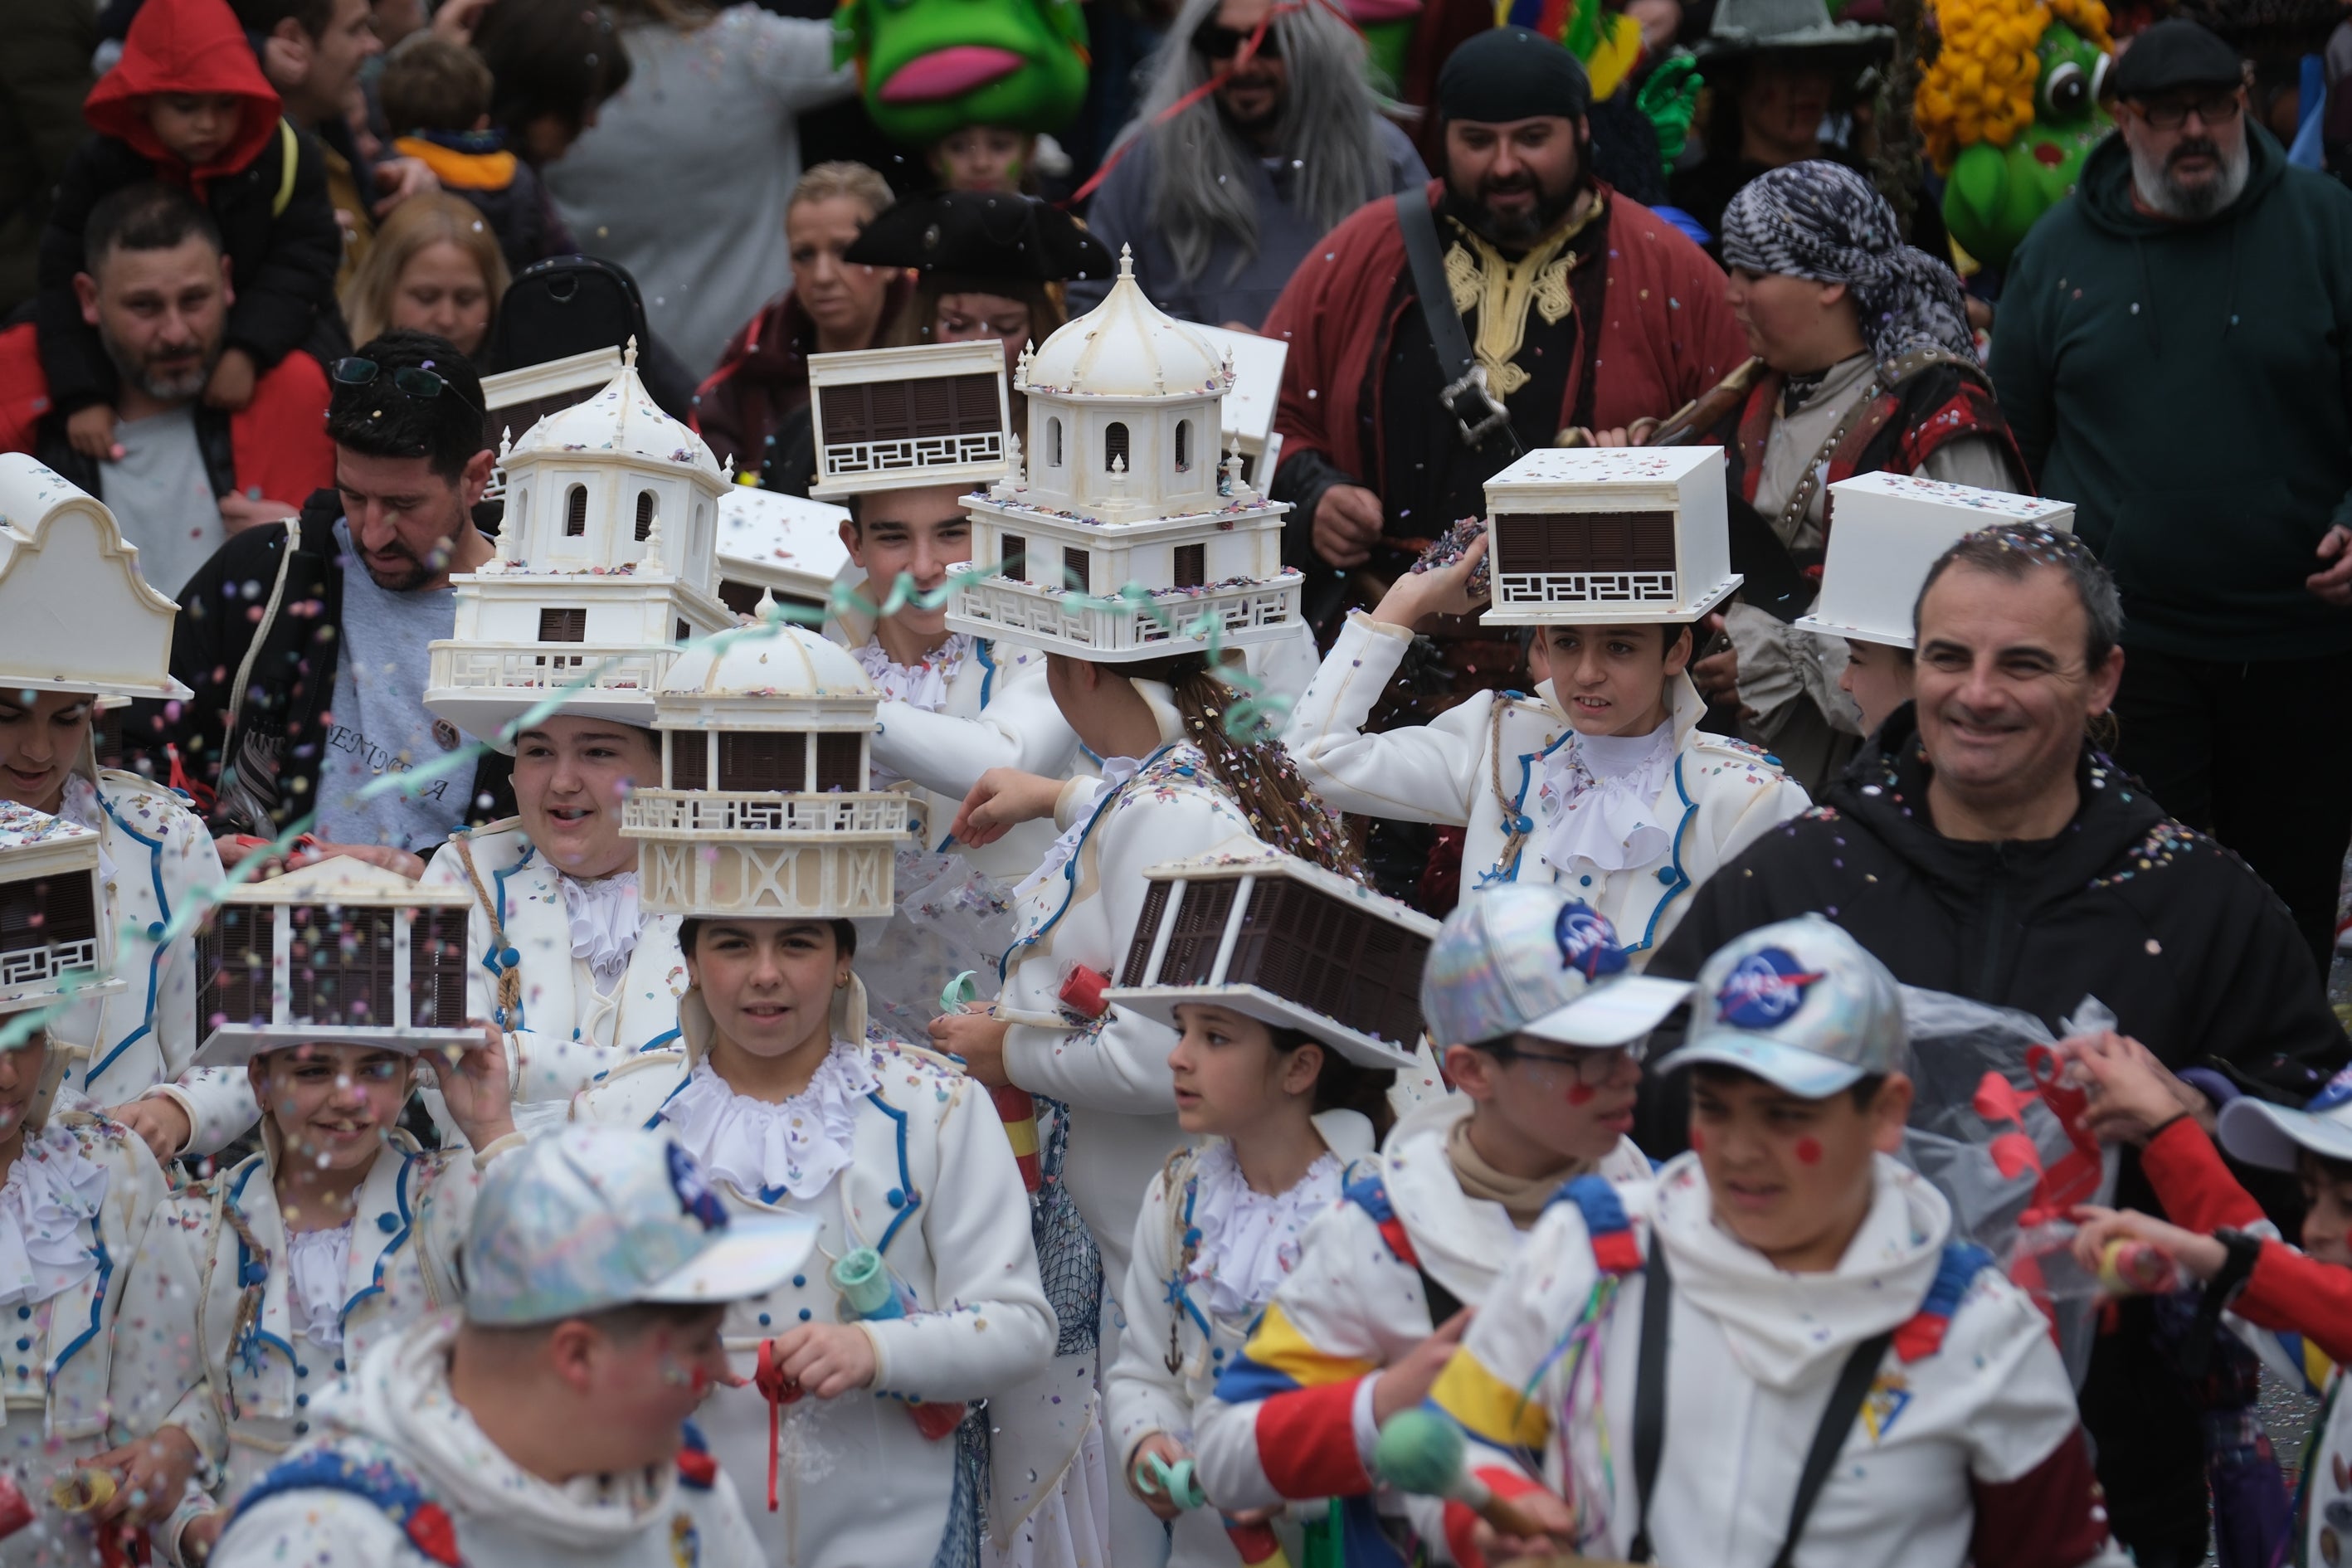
[715, 485, 853, 621]
[1478, 446, 1742, 626]
[622, 626, 908, 920]
[0, 803, 121, 1016]
[195, 855, 480, 1059]
[947, 249, 1302, 661]
[0, 454, 193, 704]
[807, 340, 1014, 501]
[1797, 473, 2078, 649]
[426, 342, 738, 749]
[1103, 838, 1435, 1069]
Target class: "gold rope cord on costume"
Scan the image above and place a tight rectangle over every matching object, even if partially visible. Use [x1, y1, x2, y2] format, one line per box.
[1440, 195, 1605, 398]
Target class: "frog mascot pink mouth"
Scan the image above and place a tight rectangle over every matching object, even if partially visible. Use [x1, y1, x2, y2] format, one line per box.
[879, 44, 1027, 102]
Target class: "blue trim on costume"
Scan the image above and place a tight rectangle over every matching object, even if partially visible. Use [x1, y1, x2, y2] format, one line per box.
[231, 1446, 460, 1564]
[1629, 759, 1697, 953]
[338, 1152, 418, 1320]
[644, 1071, 694, 1131]
[1166, 1169, 1214, 1342]
[85, 789, 168, 1090]
[640, 1027, 681, 1054]
[976, 640, 997, 709]
[1342, 1173, 1397, 1226]
[1478, 717, 1566, 888]
[865, 1089, 921, 1254]
[482, 842, 538, 1031]
[49, 1234, 112, 1380]
[1921, 1242, 1993, 1321]
[1546, 1172, 1631, 1232]
[995, 741, 1179, 982]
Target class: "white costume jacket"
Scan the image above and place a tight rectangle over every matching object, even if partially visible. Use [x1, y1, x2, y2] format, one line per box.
[421, 823, 689, 1135]
[1432, 1152, 2128, 1568]
[1282, 614, 1811, 959]
[1105, 1117, 1372, 1568]
[1190, 1093, 1647, 1548]
[571, 1004, 1057, 1568]
[52, 771, 256, 1152]
[209, 1315, 766, 1568]
[0, 1112, 217, 1565]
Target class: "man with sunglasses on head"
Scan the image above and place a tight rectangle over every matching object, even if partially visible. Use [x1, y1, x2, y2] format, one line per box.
[129, 327, 514, 869]
[1992, 16, 2352, 981]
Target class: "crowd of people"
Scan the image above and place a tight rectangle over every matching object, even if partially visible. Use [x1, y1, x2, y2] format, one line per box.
[2, 0, 2352, 1562]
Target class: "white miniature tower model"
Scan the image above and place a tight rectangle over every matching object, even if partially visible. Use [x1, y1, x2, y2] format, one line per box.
[195, 856, 480, 1057]
[426, 341, 737, 747]
[1478, 446, 1741, 625]
[806, 340, 1013, 499]
[1797, 474, 2076, 648]
[947, 248, 1301, 660]
[623, 626, 908, 919]
[0, 803, 123, 1016]
[0, 455, 192, 702]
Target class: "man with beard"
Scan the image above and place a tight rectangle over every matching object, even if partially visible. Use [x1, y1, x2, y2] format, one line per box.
[1261, 27, 1745, 694]
[127, 327, 514, 859]
[0, 183, 333, 596]
[1066, 0, 1426, 329]
[1993, 17, 2352, 977]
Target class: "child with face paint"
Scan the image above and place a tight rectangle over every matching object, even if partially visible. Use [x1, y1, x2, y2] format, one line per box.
[1100, 846, 1418, 1567]
[167, 1012, 522, 1561]
[1428, 915, 2127, 1568]
[1187, 885, 1689, 1552]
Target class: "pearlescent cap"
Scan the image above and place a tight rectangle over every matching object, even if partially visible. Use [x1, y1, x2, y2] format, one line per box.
[465, 1125, 816, 1325]
[1655, 914, 1904, 1097]
[2218, 1064, 2352, 1172]
[1419, 885, 1691, 1051]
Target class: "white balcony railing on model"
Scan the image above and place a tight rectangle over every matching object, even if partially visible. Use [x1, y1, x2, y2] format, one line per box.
[824, 432, 1003, 477]
[621, 791, 909, 838]
[428, 645, 672, 692]
[0, 936, 100, 988]
[952, 577, 1300, 652]
[1494, 570, 1678, 605]
[638, 839, 899, 920]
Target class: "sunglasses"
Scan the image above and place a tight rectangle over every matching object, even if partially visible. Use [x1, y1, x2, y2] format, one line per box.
[2130, 90, 2242, 130]
[332, 356, 482, 411]
[1192, 22, 1279, 61]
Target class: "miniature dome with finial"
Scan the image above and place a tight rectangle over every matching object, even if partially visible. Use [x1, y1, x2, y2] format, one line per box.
[512, 337, 723, 480]
[1021, 247, 1230, 401]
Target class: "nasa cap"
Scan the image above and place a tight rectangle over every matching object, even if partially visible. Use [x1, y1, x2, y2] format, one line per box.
[1653, 914, 1903, 1098]
[2217, 1064, 2352, 1173]
[1419, 885, 1692, 1051]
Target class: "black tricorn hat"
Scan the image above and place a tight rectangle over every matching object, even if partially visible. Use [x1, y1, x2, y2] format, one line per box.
[843, 192, 1113, 285]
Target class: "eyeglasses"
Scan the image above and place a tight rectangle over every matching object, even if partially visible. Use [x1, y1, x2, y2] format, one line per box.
[332, 356, 482, 411]
[2130, 90, 2242, 129]
[1192, 22, 1279, 61]
[1492, 1040, 1643, 1085]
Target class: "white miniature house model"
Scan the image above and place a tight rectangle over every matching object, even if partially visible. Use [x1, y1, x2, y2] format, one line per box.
[0, 803, 121, 1016]
[0, 455, 192, 702]
[622, 627, 908, 919]
[1479, 446, 1741, 626]
[426, 343, 737, 744]
[196, 856, 478, 1054]
[947, 250, 1300, 660]
[1103, 839, 1434, 1069]
[716, 485, 852, 621]
[806, 340, 1012, 499]
[1797, 474, 2077, 649]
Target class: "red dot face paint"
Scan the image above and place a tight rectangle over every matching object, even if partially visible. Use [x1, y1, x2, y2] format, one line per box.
[1566, 1083, 1596, 1106]
[1794, 1135, 1823, 1166]
[1688, 1127, 1705, 1152]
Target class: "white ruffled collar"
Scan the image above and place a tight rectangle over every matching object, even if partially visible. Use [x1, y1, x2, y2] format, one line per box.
[286, 1222, 354, 1347]
[0, 1122, 106, 1309]
[558, 870, 642, 993]
[1182, 1140, 1345, 1321]
[56, 774, 116, 887]
[657, 1046, 880, 1200]
[852, 634, 973, 713]
[1532, 718, 1679, 879]
[1011, 756, 1141, 901]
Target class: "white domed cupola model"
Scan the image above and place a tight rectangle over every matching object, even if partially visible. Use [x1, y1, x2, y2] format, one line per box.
[622, 625, 908, 919]
[426, 340, 738, 751]
[947, 248, 1303, 662]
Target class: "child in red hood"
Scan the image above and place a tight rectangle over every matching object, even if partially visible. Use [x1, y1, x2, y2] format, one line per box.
[35, 0, 343, 461]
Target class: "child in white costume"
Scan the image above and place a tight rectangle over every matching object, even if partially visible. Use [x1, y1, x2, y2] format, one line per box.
[168, 1007, 525, 1558]
[1282, 535, 1810, 962]
[1428, 916, 2126, 1568]
[1188, 889, 1684, 1562]
[208, 1124, 800, 1568]
[1101, 845, 1427, 1567]
[0, 455, 254, 1161]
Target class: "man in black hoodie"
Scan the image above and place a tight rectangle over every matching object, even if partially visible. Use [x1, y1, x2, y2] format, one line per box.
[1642, 523, 2347, 1568]
[1990, 18, 2352, 975]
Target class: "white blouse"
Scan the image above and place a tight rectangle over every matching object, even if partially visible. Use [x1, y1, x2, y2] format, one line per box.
[0, 1122, 106, 1310]
[1182, 1141, 1345, 1322]
[286, 1221, 354, 1350]
[558, 870, 643, 994]
[851, 633, 973, 716]
[658, 1046, 880, 1200]
[1534, 718, 1680, 880]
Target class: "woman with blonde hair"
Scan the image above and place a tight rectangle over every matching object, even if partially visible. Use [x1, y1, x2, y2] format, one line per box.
[338, 191, 512, 363]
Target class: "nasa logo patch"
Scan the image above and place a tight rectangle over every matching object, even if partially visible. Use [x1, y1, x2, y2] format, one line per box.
[1555, 903, 1628, 980]
[1715, 947, 1826, 1030]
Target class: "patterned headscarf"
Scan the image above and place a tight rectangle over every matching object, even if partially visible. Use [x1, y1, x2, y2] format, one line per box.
[1717, 162, 1979, 366]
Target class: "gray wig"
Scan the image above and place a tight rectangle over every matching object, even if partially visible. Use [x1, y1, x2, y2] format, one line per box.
[1132, 0, 1395, 285]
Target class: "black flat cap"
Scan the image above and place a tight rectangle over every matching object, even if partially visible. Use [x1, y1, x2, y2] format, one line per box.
[2107, 18, 2245, 99]
[842, 192, 1113, 285]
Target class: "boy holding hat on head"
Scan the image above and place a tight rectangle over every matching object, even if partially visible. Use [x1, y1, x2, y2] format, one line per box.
[1426, 915, 2126, 1568]
[1187, 885, 1687, 1561]
[208, 1124, 801, 1568]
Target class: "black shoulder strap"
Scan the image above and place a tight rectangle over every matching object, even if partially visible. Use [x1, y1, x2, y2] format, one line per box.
[1392, 191, 1522, 456]
[1770, 1330, 1896, 1568]
[1414, 1264, 1464, 1327]
[1628, 1231, 1672, 1562]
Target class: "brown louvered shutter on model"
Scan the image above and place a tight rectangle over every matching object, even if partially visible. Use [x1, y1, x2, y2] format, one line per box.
[1495, 512, 1678, 574]
[1160, 881, 1237, 984]
[869, 381, 913, 440]
[1063, 548, 1090, 592]
[635, 491, 655, 541]
[1001, 534, 1027, 582]
[564, 485, 587, 536]
[1120, 881, 1173, 986]
[719, 732, 805, 791]
[412, 907, 469, 1028]
[819, 384, 871, 445]
[670, 733, 708, 790]
[286, 907, 397, 1028]
[815, 733, 863, 791]
[911, 377, 953, 435]
[1173, 543, 1205, 589]
[199, 903, 269, 1026]
[952, 373, 998, 431]
[539, 607, 587, 642]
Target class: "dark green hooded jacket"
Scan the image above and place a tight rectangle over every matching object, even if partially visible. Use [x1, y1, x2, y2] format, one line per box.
[1991, 124, 2352, 660]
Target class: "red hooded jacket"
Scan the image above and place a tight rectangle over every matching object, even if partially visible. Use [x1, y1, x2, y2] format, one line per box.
[82, 0, 282, 201]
